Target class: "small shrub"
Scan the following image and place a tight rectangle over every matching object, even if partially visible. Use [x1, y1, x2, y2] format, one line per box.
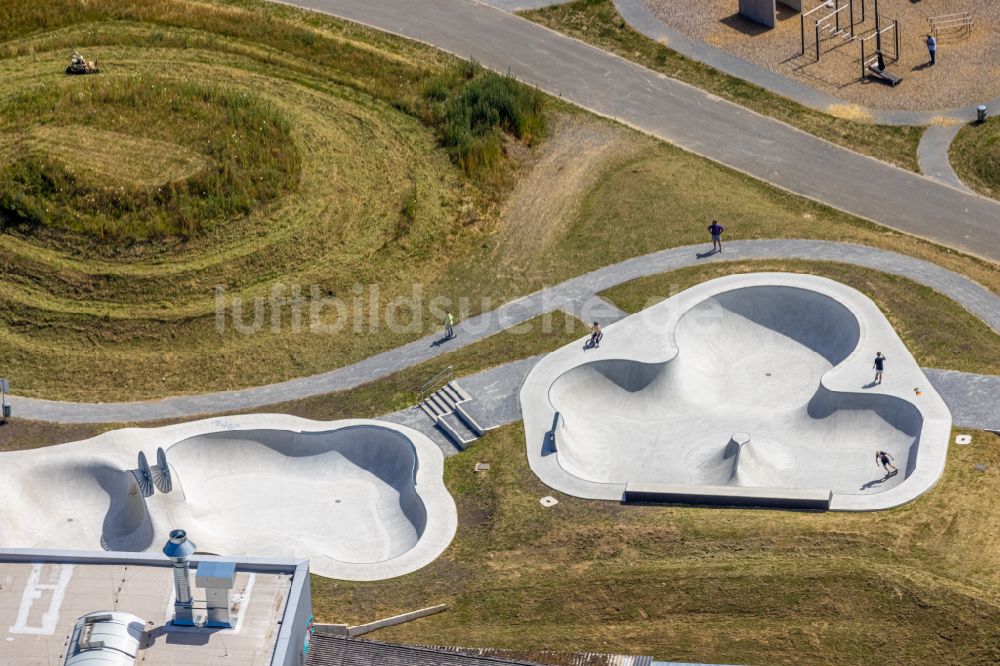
[424, 64, 546, 177]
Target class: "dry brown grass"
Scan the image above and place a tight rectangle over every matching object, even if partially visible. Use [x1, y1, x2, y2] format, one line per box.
[313, 424, 1000, 665]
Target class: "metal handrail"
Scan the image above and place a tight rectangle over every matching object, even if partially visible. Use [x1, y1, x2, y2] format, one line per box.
[414, 366, 453, 405]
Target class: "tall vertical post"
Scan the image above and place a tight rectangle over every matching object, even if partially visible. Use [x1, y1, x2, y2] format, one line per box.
[874, 0, 882, 53]
[801, 13, 806, 56]
[895, 19, 899, 61]
[0, 377, 8, 424]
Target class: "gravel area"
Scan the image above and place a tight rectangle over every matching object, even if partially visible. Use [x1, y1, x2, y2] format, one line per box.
[643, 0, 1000, 112]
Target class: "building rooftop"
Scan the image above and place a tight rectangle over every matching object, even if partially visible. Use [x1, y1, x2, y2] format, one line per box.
[0, 549, 310, 666]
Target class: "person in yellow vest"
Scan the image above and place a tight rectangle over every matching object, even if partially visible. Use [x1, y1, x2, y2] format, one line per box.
[445, 312, 455, 339]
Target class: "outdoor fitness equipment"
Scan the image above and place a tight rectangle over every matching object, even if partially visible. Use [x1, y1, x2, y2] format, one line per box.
[859, 1, 901, 84]
[800, 0, 865, 60]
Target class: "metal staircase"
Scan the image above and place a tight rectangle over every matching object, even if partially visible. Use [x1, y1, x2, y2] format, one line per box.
[418, 381, 485, 449]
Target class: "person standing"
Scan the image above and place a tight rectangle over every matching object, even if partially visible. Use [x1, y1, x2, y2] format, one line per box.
[876, 450, 898, 476]
[708, 220, 724, 253]
[873, 352, 886, 384]
[926, 33, 937, 66]
[445, 311, 455, 339]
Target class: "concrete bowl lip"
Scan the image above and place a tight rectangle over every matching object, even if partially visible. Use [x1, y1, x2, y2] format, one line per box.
[0, 414, 458, 581]
[521, 272, 953, 511]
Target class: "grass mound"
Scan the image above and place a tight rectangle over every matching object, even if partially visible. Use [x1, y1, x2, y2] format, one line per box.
[950, 117, 1000, 200]
[0, 75, 298, 240]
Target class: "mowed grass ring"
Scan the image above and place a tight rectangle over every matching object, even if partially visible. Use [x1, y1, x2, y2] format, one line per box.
[0, 30, 467, 400]
[0, 74, 300, 241]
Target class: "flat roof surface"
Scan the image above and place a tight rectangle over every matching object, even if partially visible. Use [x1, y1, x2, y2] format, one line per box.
[1, 560, 291, 665]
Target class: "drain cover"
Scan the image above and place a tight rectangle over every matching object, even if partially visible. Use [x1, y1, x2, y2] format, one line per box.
[955, 434, 972, 445]
[539, 496, 559, 507]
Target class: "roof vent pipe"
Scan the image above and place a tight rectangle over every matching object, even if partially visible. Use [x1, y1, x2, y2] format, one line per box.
[163, 529, 197, 626]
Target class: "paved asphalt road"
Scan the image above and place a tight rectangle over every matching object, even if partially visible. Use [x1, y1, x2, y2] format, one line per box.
[280, 0, 1000, 263]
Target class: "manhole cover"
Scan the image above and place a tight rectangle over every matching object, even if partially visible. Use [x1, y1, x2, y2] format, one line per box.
[474, 462, 491, 472]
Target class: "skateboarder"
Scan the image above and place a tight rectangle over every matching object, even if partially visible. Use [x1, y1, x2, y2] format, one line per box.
[708, 220, 724, 253]
[926, 33, 937, 66]
[444, 311, 455, 339]
[589, 321, 603, 348]
[873, 352, 886, 384]
[876, 450, 898, 476]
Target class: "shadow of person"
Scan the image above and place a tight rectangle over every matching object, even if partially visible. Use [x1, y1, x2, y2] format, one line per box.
[911, 61, 932, 72]
[696, 249, 720, 259]
[430, 335, 452, 348]
[861, 380, 879, 389]
[860, 476, 886, 490]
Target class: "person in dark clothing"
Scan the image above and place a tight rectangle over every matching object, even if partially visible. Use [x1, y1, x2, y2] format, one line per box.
[708, 220, 724, 253]
[873, 352, 886, 384]
[589, 321, 603, 348]
[876, 450, 898, 475]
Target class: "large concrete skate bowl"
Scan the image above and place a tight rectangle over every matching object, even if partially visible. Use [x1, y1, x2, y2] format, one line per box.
[0, 416, 457, 580]
[521, 273, 952, 511]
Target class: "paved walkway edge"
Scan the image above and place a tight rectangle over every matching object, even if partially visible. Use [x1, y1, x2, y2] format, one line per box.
[917, 124, 973, 193]
[9, 240, 1000, 423]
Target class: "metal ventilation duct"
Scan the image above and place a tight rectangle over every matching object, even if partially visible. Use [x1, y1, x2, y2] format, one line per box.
[64, 610, 145, 666]
[163, 529, 197, 626]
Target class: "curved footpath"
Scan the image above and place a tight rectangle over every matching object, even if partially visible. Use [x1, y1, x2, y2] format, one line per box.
[10, 240, 1000, 423]
[278, 0, 1000, 262]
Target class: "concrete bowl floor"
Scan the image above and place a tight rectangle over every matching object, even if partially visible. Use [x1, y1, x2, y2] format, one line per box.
[521, 273, 952, 510]
[0, 415, 457, 580]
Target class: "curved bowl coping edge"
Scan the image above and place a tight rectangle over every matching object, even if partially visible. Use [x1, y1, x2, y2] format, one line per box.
[1, 414, 458, 580]
[520, 273, 953, 511]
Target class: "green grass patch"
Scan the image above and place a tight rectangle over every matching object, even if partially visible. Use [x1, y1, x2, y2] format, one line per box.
[950, 117, 1000, 200]
[313, 423, 1000, 665]
[0, 75, 298, 240]
[0, 1, 996, 403]
[0, 310, 588, 449]
[600, 260, 1000, 375]
[425, 62, 546, 178]
[521, 0, 923, 171]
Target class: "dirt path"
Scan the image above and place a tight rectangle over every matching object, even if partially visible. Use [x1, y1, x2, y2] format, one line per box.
[494, 114, 645, 273]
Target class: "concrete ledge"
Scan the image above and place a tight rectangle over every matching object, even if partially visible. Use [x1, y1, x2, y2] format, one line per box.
[624, 482, 832, 510]
[346, 605, 447, 637]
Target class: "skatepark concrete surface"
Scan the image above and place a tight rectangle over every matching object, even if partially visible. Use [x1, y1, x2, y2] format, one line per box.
[0, 415, 457, 580]
[521, 273, 953, 510]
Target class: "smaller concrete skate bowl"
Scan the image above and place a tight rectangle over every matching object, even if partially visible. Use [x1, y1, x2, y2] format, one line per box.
[0, 417, 457, 580]
[521, 273, 952, 511]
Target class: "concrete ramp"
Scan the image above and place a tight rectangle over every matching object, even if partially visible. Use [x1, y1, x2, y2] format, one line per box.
[523, 273, 952, 511]
[0, 416, 458, 580]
